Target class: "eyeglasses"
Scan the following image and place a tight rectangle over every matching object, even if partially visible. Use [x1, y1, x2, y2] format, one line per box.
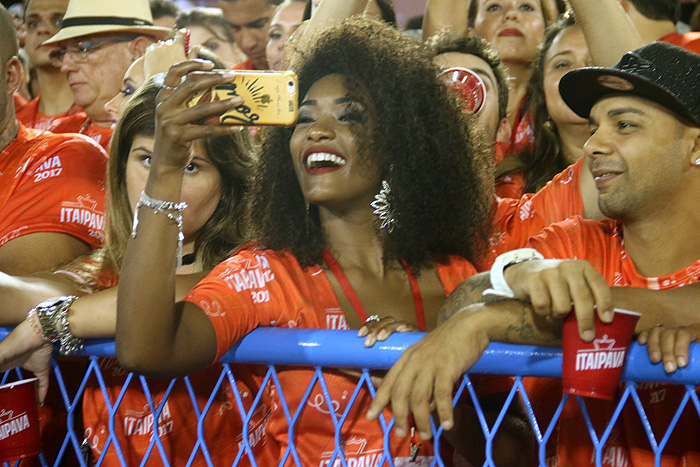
[49, 35, 138, 66]
[437, 67, 487, 115]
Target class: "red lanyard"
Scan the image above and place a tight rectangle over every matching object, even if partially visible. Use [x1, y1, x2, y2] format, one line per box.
[322, 248, 426, 331]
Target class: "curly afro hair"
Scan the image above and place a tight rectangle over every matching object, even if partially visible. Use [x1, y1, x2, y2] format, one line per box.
[247, 17, 493, 273]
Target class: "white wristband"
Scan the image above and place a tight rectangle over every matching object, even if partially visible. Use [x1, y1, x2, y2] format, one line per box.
[483, 248, 544, 299]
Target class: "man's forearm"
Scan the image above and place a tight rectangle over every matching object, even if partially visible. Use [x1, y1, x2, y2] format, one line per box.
[451, 300, 562, 348]
[439, 272, 491, 324]
[439, 271, 562, 345]
[612, 284, 700, 331]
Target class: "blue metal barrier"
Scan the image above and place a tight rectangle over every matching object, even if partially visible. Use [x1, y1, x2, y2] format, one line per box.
[0, 327, 699, 467]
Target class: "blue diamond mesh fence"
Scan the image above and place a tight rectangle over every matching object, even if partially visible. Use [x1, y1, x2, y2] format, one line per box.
[0, 328, 698, 467]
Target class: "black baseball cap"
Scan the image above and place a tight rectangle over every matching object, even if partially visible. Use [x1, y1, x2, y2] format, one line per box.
[559, 41, 700, 126]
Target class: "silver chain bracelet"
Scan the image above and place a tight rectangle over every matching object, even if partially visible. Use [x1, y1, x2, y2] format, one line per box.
[131, 191, 188, 269]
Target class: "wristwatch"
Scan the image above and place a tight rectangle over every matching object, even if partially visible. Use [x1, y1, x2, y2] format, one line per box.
[482, 248, 544, 299]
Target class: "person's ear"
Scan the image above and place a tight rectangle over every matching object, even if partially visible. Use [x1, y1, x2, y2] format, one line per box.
[496, 117, 512, 144]
[4, 56, 23, 96]
[689, 127, 700, 168]
[131, 36, 151, 59]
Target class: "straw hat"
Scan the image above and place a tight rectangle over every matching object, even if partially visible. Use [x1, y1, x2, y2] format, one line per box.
[44, 0, 171, 45]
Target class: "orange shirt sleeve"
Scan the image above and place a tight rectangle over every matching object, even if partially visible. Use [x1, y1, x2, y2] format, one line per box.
[525, 216, 616, 266]
[525, 217, 583, 259]
[183, 250, 308, 361]
[483, 159, 585, 269]
[0, 135, 108, 249]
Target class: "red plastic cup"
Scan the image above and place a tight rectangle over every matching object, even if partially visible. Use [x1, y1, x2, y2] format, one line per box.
[438, 67, 486, 115]
[0, 378, 41, 462]
[562, 309, 641, 400]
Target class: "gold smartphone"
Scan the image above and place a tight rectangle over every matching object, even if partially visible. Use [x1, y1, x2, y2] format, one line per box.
[186, 70, 298, 126]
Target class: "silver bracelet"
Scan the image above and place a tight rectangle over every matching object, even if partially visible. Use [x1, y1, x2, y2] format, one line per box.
[131, 191, 188, 269]
[33, 296, 83, 355]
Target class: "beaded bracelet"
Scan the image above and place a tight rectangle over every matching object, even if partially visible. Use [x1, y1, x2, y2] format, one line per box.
[131, 191, 188, 269]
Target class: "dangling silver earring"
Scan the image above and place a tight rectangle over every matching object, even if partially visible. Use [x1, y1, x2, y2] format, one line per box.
[370, 180, 397, 232]
[694, 158, 700, 167]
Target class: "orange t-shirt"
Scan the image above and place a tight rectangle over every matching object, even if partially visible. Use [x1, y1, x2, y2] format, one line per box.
[523, 218, 700, 467]
[660, 32, 700, 55]
[15, 96, 82, 132]
[480, 157, 584, 270]
[184, 247, 508, 465]
[0, 123, 107, 249]
[39, 112, 113, 152]
[53, 261, 270, 467]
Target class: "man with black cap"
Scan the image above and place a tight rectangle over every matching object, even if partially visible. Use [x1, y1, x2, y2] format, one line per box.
[39, 0, 169, 150]
[368, 41, 700, 465]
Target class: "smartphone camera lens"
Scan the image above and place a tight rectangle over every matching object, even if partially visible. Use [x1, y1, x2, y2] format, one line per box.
[288, 80, 296, 94]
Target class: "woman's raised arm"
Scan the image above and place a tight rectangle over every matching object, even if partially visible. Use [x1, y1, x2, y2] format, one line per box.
[117, 61, 242, 377]
[422, 0, 470, 41]
[567, 0, 644, 66]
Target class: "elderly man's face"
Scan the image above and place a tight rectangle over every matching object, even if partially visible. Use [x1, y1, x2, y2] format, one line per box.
[57, 34, 141, 121]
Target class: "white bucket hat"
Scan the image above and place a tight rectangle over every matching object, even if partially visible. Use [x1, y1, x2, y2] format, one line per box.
[43, 0, 171, 45]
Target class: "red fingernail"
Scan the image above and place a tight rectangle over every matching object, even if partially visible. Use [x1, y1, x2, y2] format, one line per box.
[184, 29, 191, 56]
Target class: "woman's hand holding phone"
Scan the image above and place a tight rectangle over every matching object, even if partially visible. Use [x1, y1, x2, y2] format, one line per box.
[153, 60, 243, 173]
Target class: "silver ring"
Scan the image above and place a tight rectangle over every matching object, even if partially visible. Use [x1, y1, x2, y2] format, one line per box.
[365, 315, 380, 324]
[160, 83, 178, 91]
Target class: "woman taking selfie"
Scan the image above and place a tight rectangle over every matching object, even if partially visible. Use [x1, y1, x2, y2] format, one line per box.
[117, 17, 530, 466]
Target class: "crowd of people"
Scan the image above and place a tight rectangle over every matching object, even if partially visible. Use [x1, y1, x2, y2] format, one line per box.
[0, 0, 699, 465]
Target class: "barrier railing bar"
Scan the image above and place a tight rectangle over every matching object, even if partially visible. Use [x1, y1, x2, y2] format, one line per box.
[2, 329, 697, 384]
[222, 330, 700, 383]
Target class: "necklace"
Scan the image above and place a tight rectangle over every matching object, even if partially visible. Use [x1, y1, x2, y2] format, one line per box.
[322, 248, 426, 331]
